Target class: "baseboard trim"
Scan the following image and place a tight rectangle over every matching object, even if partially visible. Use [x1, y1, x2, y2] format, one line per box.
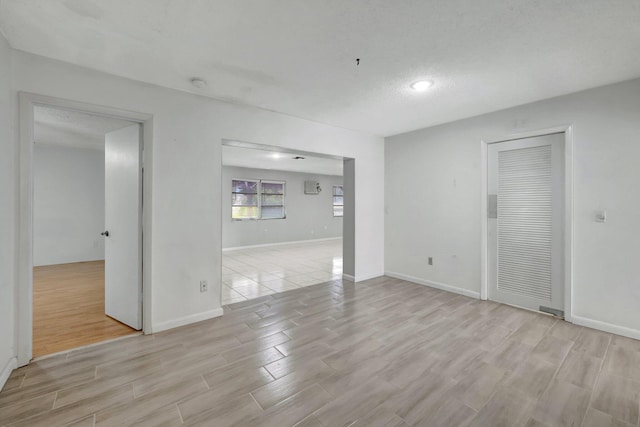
[152, 308, 224, 333]
[571, 315, 640, 341]
[0, 357, 17, 392]
[342, 273, 355, 282]
[355, 272, 384, 282]
[223, 237, 341, 252]
[385, 271, 481, 299]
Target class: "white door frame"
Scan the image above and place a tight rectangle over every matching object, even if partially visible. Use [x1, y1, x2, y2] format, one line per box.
[17, 92, 154, 366]
[480, 125, 574, 322]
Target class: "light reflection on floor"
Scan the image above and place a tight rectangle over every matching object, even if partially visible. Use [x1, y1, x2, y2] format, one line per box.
[221, 238, 343, 304]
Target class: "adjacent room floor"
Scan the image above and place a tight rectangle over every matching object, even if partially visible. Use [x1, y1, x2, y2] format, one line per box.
[222, 238, 342, 304]
[33, 261, 138, 357]
[3, 276, 637, 426]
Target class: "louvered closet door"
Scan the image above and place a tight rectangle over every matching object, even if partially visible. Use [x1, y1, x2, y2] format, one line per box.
[487, 133, 565, 314]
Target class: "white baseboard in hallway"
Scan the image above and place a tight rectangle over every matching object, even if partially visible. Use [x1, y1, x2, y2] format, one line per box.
[355, 272, 384, 282]
[572, 315, 640, 341]
[152, 308, 224, 333]
[384, 271, 481, 299]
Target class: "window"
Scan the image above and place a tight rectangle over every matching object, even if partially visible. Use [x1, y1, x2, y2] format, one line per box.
[333, 185, 344, 217]
[232, 179, 259, 219]
[232, 179, 285, 220]
[260, 181, 285, 219]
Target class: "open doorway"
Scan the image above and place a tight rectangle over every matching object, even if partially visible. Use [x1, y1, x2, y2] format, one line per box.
[220, 141, 354, 304]
[31, 105, 142, 357]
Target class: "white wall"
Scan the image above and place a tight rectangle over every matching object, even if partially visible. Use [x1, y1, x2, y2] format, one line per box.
[385, 78, 640, 338]
[11, 50, 385, 334]
[343, 159, 356, 278]
[222, 166, 342, 248]
[33, 145, 105, 266]
[0, 31, 16, 387]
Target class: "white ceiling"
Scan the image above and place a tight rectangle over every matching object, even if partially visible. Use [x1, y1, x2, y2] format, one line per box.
[34, 105, 134, 150]
[4, 1, 640, 136]
[34, 105, 343, 174]
[223, 145, 343, 176]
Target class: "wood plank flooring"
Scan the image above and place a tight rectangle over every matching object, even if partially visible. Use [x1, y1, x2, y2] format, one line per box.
[33, 261, 137, 357]
[3, 276, 639, 426]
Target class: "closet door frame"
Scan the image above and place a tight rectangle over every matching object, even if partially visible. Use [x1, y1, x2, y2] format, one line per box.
[481, 125, 574, 322]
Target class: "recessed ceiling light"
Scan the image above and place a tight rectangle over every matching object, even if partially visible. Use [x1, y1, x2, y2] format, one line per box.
[190, 78, 207, 89]
[292, 156, 305, 160]
[410, 80, 433, 91]
[271, 153, 281, 159]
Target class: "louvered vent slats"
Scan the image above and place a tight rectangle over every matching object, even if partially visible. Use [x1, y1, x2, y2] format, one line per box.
[497, 145, 552, 301]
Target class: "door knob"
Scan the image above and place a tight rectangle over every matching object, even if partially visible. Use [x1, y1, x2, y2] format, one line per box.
[101, 231, 109, 237]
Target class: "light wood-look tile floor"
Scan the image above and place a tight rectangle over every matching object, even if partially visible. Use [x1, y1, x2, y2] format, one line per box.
[33, 261, 138, 357]
[3, 276, 639, 426]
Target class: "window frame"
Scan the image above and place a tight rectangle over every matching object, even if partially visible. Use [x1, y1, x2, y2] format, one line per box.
[259, 180, 286, 220]
[332, 185, 344, 217]
[231, 178, 260, 220]
[231, 178, 286, 221]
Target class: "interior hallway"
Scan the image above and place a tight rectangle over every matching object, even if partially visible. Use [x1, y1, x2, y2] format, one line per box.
[222, 238, 342, 304]
[33, 261, 137, 357]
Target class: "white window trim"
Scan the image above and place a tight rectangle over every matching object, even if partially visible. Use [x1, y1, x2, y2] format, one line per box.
[259, 180, 286, 220]
[333, 185, 344, 217]
[231, 178, 259, 220]
[231, 178, 286, 220]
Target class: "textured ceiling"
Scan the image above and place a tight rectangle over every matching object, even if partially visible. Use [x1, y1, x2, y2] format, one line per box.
[223, 145, 343, 176]
[4, 1, 640, 136]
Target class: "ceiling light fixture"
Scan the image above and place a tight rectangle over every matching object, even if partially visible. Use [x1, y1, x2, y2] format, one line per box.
[190, 78, 207, 89]
[271, 153, 281, 159]
[410, 80, 433, 92]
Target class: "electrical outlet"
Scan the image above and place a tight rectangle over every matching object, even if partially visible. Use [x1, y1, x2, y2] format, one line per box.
[428, 257, 433, 265]
[200, 280, 208, 292]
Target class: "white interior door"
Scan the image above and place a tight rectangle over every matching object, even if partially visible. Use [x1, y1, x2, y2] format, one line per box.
[488, 133, 565, 315]
[104, 124, 142, 330]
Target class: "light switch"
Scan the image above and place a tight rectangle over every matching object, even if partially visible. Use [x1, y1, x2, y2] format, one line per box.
[595, 210, 606, 223]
